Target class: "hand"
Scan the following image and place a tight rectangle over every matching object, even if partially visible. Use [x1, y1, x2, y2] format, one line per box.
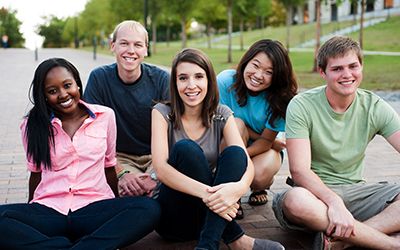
[326, 202, 356, 239]
[202, 182, 244, 215]
[119, 173, 155, 197]
[214, 202, 239, 221]
[271, 138, 286, 152]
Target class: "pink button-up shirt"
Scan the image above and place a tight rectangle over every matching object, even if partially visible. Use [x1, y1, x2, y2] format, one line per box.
[21, 101, 117, 215]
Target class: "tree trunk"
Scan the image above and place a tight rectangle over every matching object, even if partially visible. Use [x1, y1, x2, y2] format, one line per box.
[286, 5, 292, 53]
[228, 0, 232, 63]
[152, 20, 156, 55]
[240, 16, 244, 50]
[360, 0, 365, 49]
[207, 21, 211, 49]
[166, 20, 170, 47]
[181, 17, 186, 49]
[312, 0, 321, 72]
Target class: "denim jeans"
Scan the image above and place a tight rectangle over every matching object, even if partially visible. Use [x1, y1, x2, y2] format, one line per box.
[156, 139, 247, 250]
[0, 196, 161, 250]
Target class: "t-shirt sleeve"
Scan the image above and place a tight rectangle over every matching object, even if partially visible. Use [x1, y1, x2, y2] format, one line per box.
[374, 99, 400, 138]
[285, 97, 311, 139]
[265, 115, 286, 132]
[217, 70, 235, 106]
[83, 70, 105, 105]
[159, 71, 170, 102]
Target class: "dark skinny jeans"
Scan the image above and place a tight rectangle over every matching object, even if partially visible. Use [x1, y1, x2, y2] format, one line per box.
[156, 139, 247, 250]
[0, 196, 161, 250]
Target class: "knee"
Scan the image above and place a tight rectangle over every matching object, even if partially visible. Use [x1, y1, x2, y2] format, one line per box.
[283, 188, 318, 219]
[172, 139, 200, 154]
[220, 146, 247, 167]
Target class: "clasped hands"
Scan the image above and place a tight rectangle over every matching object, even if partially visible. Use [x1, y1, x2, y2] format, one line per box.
[119, 173, 156, 197]
[202, 182, 244, 222]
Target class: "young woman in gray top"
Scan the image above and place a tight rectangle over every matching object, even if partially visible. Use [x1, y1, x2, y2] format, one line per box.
[151, 48, 285, 250]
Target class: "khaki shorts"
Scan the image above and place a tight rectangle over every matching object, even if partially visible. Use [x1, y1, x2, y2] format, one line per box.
[272, 182, 400, 232]
[116, 152, 153, 174]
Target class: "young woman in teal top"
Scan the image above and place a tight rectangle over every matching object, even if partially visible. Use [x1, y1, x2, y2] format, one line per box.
[217, 39, 298, 217]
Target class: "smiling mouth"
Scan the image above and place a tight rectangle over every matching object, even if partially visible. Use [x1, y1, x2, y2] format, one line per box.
[60, 99, 73, 107]
[124, 57, 136, 62]
[250, 77, 261, 85]
[340, 80, 354, 85]
[186, 92, 200, 97]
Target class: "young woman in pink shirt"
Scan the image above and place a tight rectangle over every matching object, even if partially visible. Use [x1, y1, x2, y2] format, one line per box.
[0, 58, 161, 249]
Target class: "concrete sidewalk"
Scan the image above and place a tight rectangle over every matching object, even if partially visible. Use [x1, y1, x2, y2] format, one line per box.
[0, 48, 399, 249]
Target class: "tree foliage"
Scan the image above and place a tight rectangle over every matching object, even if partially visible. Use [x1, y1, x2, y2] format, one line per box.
[37, 15, 68, 48]
[0, 7, 25, 48]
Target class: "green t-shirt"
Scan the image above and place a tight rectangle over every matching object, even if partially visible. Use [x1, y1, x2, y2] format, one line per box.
[286, 86, 400, 185]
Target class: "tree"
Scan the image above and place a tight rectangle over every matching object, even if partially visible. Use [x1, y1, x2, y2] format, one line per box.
[194, 0, 226, 49]
[278, 0, 304, 52]
[37, 15, 68, 48]
[227, 0, 233, 63]
[312, 0, 321, 72]
[166, 0, 196, 49]
[233, 0, 254, 50]
[255, 0, 272, 37]
[0, 7, 25, 48]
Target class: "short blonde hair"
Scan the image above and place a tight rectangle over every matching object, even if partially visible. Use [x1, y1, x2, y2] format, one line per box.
[112, 20, 148, 45]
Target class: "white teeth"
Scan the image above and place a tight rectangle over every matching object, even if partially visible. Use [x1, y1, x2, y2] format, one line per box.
[125, 57, 135, 62]
[60, 99, 73, 106]
[250, 78, 261, 85]
[186, 92, 199, 97]
[341, 81, 353, 85]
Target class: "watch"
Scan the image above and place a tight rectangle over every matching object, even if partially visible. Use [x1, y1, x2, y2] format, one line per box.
[150, 171, 158, 181]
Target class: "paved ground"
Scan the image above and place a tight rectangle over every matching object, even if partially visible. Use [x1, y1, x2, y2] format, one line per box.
[0, 48, 399, 249]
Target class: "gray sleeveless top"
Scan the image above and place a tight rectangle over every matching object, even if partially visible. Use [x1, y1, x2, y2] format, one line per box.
[152, 103, 233, 198]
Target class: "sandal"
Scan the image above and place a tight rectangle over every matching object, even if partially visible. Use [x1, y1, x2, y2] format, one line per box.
[312, 231, 344, 250]
[236, 198, 244, 220]
[253, 238, 285, 250]
[249, 190, 268, 205]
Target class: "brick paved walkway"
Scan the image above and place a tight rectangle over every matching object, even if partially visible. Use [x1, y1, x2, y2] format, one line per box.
[0, 48, 399, 249]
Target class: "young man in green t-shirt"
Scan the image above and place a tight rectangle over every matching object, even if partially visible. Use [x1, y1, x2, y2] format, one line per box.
[272, 35, 400, 249]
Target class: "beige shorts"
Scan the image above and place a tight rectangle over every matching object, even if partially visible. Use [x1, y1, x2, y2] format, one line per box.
[116, 152, 153, 174]
[272, 181, 400, 232]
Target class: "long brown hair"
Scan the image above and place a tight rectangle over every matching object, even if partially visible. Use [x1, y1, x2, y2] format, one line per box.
[169, 48, 219, 129]
[230, 39, 298, 128]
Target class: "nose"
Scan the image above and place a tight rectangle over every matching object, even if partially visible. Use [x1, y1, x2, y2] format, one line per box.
[187, 78, 196, 89]
[342, 67, 351, 77]
[59, 89, 68, 99]
[254, 68, 262, 79]
[127, 43, 135, 53]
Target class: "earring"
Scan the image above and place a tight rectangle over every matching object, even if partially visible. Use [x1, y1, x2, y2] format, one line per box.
[78, 87, 80, 90]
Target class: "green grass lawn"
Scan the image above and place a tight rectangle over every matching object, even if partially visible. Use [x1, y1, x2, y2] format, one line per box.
[82, 16, 400, 91]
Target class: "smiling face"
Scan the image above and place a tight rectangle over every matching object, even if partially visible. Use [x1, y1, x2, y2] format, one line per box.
[110, 27, 148, 82]
[319, 51, 363, 101]
[43, 67, 81, 118]
[176, 62, 208, 109]
[243, 52, 274, 96]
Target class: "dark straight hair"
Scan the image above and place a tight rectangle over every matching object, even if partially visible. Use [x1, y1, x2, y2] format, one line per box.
[25, 58, 83, 170]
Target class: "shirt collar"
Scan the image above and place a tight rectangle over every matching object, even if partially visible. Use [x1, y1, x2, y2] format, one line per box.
[50, 100, 97, 122]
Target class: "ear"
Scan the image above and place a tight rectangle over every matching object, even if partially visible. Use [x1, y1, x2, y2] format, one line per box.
[144, 45, 148, 57]
[317, 67, 326, 79]
[110, 41, 115, 53]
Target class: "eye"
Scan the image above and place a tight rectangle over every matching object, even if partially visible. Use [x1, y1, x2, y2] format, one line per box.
[135, 44, 143, 48]
[47, 89, 57, 94]
[265, 70, 273, 75]
[252, 63, 259, 68]
[64, 83, 72, 89]
[195, 75, 204, 79]
[178, 76, 187, 81]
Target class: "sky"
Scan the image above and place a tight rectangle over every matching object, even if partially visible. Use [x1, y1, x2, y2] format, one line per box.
[1, 0, 88, 50]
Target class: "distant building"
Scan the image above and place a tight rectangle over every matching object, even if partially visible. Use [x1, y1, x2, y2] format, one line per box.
[291, 0, 400, 24]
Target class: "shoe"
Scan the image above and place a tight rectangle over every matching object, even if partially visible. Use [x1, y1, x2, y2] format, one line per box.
[312, 231, 344, 250]
[249, 190, 268, 205]
[253, 238, 285, 250]
[236, 198, 244, 220]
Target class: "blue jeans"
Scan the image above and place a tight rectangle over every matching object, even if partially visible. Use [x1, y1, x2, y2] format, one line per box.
[156, 139, 247, 250]
[0, 196, 161, 250]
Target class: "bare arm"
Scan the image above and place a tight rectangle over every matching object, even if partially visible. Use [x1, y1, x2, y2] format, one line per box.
[151, 109, 211, 199]
[386, 130, 400, 153]
[287, 138, 355, 238]
[246, 127, 278, 157]
[203, 115, 255, 218]
[28, 172, 41, 202]
[105, 166, 119, 197]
